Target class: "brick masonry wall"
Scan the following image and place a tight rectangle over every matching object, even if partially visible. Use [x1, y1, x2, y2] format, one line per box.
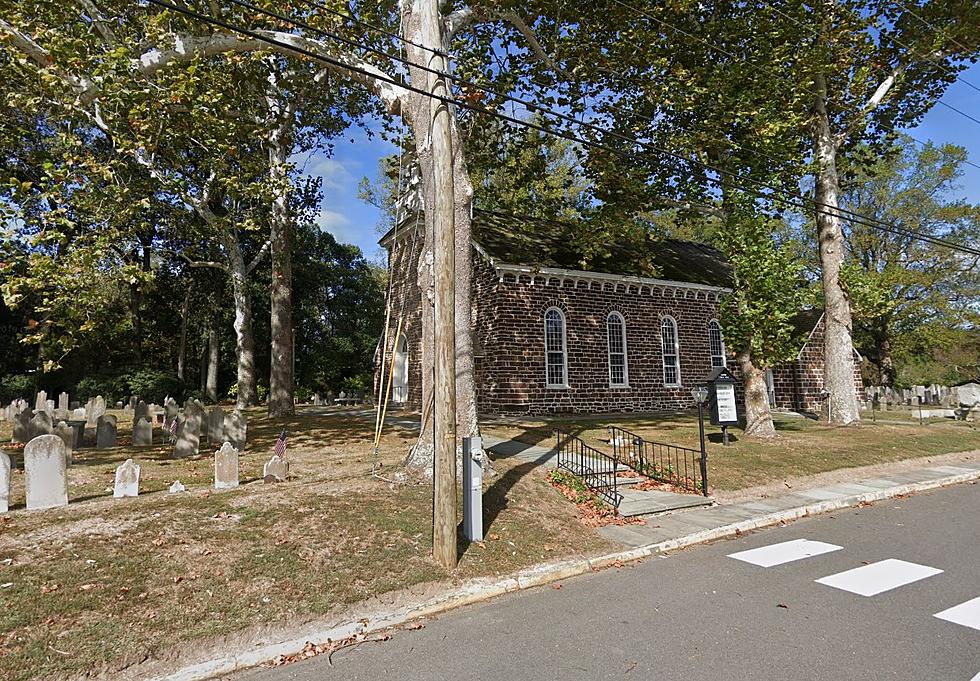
[473, 258, 732, 416]
[770, 315, 866, 412]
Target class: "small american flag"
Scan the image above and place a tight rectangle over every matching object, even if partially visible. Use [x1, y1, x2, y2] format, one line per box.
[274, 430, 287, 458]
[169, 417, 178, 442]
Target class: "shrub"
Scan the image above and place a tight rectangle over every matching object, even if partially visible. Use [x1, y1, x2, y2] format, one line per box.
[75, 375, 126, 404]
[124, 369, 185, 404]
[294, 386, 312, 403]
[0, 374, 34, 404]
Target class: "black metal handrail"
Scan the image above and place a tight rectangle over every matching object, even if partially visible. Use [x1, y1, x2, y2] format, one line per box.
[554, 430, 623, 509]
[608, 426, 708, 496]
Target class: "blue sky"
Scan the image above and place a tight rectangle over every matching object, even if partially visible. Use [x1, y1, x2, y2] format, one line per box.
[308, 61, 980, 258]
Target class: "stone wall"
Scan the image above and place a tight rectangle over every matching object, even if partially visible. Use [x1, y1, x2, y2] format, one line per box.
[769, 314, 865, 412]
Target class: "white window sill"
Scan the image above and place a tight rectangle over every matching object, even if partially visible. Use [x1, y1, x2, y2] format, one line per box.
[546, 384, 570, 390]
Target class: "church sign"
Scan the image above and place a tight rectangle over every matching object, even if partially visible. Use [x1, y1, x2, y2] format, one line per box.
[706, 366, 739, 427]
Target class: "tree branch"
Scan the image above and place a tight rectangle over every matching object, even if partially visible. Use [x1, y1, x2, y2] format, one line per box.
[161, 248, 230, 273]
[0, 18, 99, 102]
[76, 0, 117, 45]
[835, 64, 904, 147]
[245, 239, 272, 274]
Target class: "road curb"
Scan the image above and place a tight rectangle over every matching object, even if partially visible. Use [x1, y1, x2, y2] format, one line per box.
[146, 469, 979, 681]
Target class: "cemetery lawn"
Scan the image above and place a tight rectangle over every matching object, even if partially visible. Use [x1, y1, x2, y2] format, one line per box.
[482, 411, 980, 491]
[0, 407, 615, 681]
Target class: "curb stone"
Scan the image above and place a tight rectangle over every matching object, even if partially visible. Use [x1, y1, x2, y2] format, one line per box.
[146, 469, 980, 681]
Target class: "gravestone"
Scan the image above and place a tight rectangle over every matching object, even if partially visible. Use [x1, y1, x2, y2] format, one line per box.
[66, 420, 86, 449]
[313, 392, 322, 406]
[169, 480, 187, 494]
[213, 442, 240, 490]
[96, 414, 118, 449]
[24, 434, 69, 510]
[35, 390, 47, 413]
[224, 410, 247, 451]
[134, 400, 149, 425]
[0, 449, 10, 513]
[263, 454, 289, 483]
[45, 399, 55, 414]
[58, 392, 69, 412]
[173, 410, 202, 458]
[86, 395, 106, 426]
[164, 399, 179, 431]
[129, 396, 138, 410]
[207, 408, 225, 444]
[13, 409, 32, 443]
[72, 407, 86, 420]
[113, 459, 140, 498]
[30, 411, 53, 439]
[54, 408, 70, 422]
[53, 421, 74, 465]
[133, 417, 153, 446]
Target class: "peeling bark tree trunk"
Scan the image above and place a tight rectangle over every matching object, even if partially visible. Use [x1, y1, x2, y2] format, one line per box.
[737, 346, 777, 439]
[400, 1, 479, 476]
[266, 106, 296, 418]
[812, 74, 861, 425]
[223, 228, 259, 409]
[206, 317, 219, 403]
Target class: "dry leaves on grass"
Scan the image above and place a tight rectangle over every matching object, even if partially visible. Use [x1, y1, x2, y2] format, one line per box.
[546, 471, 645, 528]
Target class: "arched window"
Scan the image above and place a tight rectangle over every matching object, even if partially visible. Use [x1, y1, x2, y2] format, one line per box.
[708, 319, 727, 368]
[661, 316, 681, 386]
[392, 335, 409, 403]
[606, 312, 629, 387]
[544, 308, 568, 388]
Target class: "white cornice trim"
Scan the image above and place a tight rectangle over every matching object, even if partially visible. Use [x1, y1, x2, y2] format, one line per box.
[492, 262, 732, 300]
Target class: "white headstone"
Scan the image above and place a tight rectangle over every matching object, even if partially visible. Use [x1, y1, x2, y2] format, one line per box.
[169, 480, 187, 494]
[0, 450, 10, 513]
[24, 434, 69, 511]
[113, 459, 140, 498]
[214, 442, 240, 490]
[263, 454, 289, 483]
[35, 390, 48, 413]
[58, 392, 69, 411]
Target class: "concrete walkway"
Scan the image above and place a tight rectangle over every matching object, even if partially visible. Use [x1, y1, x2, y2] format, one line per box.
[597, 459, 980, 548]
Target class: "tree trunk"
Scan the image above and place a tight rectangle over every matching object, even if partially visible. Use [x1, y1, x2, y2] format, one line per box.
[206, 317, 219, 403]
[811, 73, 860, 425]
[401, 3, 479, 477]
[736, 346, 777, 439]
[177, 288, 191, 381]
[223, 229, 259, 408]
[267, 103, 296, 418]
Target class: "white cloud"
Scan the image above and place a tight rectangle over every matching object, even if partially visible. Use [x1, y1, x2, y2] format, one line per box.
[298, 154, 356, 192]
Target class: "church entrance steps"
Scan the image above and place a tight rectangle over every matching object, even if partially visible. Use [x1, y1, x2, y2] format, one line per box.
[617, 488, 715, 517]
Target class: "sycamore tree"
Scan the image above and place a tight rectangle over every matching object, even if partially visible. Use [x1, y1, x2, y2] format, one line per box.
[838, 136, 980, 385]
[783, 0, 979, 423]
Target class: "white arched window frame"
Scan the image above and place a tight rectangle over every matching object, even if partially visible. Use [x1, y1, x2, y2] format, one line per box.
[544, 307, 568, 388]
[606, 312, 629, 387]
[708, 319, 727, 368]
[661, 316, 681, 387]
[392, 335, 409, 403]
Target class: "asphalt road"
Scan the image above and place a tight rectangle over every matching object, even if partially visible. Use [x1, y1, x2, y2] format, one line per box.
[239, 482, 980, 681]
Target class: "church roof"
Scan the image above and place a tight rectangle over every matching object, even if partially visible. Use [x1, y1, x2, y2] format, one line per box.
[379, 208, 735, 290]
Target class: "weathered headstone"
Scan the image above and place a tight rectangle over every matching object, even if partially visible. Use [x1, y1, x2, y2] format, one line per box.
[24, 434, 69, 510]
[134, 400, 149, 425]
[58, 392, 69, 412]
[35, 390, 48, 413]
[263, 454, 289, 483]
[66, 420, 86, 449]
[169, 480, 187, 494]
[52, 421, 74, 465]
[173, 410, 202, 458]
[224, 410, 247, 451]
[133, 417, 153, 446]
[0, 450, 10, 513]
[214, 442, 240, 489]
[12, 409, 32, 443]
[86, 395, 106, 426]
[128, 396, 138, 410]
[113, 459, 140, 498]
[72, 407, 86, 420]
[30, 411, 53, 439]
[96, 414, 118, 449]
[45, 399, 55, 414]
[207, 408, 225, 444]
[164, 399, 179, 431]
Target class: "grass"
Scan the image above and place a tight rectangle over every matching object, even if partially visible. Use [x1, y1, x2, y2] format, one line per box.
[482, 410, 980, 491]
[0, 406, 615, 681]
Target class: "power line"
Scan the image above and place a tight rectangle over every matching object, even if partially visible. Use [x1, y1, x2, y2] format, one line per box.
[139, 0, 980, 257]
[894, 0, 975, 68]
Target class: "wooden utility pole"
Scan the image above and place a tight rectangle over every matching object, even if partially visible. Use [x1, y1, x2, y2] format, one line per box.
[420, 0, 458, 569]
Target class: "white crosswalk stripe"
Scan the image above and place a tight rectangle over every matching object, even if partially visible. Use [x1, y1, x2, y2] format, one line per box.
[934, 596, 980, 632]
[728, 539, 843, 567]
[815, 559, 943, 597]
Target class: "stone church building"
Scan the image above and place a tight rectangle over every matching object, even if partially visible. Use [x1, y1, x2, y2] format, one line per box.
[379, 209, 863, 417]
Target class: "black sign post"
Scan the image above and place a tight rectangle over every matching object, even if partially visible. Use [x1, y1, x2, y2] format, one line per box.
[705, 366, 739, 446]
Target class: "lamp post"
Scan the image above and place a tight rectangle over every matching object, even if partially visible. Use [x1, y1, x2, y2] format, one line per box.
[691, 386, 709, 497]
